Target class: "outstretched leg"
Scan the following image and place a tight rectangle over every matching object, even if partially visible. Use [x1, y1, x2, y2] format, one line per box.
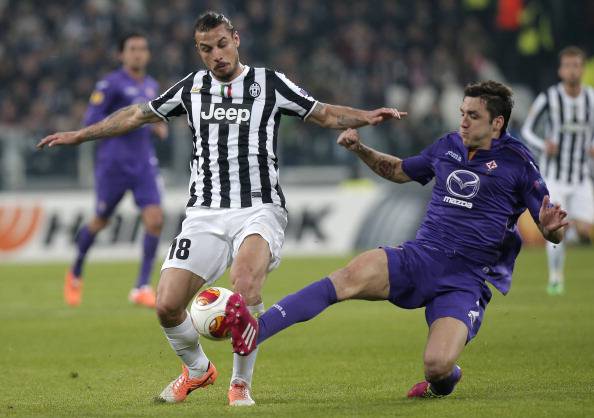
[226, 248, 390, 354]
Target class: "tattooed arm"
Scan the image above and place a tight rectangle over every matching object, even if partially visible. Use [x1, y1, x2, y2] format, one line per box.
[337, 128, 411, 183]
[306, 102, 406, 129]
[37, 103, 161, 148]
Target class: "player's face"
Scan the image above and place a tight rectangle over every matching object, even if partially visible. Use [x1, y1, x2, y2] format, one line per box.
[558, 55, 584, 86]
[120, 37, 150, 72]
[195, 25, 241, 82]
[459, 97, 503, 149]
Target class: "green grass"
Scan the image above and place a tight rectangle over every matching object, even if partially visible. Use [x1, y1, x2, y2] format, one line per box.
[1, 247, 593, 417]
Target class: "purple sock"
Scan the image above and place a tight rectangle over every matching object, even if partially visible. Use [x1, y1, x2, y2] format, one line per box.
[135, 233, 159, 288]
[72, 226, 96, 277]
[257, 277, 338, 344]
[429, 365, 462, 396]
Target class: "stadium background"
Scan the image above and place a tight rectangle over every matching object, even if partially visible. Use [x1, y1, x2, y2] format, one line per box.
[2, 0, 593, 260]
[1, 1, 594, 417]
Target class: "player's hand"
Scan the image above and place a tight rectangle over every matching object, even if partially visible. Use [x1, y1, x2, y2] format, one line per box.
[539, 195, 569, 235]
[337, 128, 361, 151]
[589, 146, 594, 158]
[36, 131, 82, 149]
[544, 140, 558, 156]
[152, 122, 168, 140]
[366, 108, 407, 126]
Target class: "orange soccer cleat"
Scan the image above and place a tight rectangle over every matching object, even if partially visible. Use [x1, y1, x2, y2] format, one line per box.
[228, 380, 255, 406]
[64, 270, 83, 306]
[157, 363, 218, 403]
[128, 285, 157, 308]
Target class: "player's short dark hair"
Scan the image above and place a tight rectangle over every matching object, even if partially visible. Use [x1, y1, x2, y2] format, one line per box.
[558, 46, 586, 63]
[464, 80, 514, 132]
[118, 31, 148, 52]
[194, 11, 235, 34]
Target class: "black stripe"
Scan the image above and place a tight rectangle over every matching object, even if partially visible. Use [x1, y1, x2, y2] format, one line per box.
[567, 104, 578, 184]
[239, 68, 256, 207]
[271, 111, 285, 208]
[257, 70, 276, 204]
[179, 73, 199, 207]
[151, 72, 195, 119]
[555, 88, 565, 181]
[218, 92, 232, 208]
[579, 92, 590, 182]
[272, 72, 315, 117]
[199, 74, 213, 207]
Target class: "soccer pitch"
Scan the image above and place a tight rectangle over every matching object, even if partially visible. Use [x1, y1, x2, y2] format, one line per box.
[1, 247, 593, 417]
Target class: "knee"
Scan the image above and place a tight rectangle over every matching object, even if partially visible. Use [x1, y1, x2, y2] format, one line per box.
[144, 216, 163, 236]
[330, 265, 362, 300]
[424, 353, 455, 382]
[230, 266, 261, 303]
[88, 217, 108, 233]
[155, 298, 185, 327]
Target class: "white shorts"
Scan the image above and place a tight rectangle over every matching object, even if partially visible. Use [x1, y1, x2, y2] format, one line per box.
[546, 178, 594, 224]
[161, 204, 288, 285]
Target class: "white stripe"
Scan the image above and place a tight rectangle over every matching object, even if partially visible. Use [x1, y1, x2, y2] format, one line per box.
[246, 328, 256, 349]
[242, 323, 253, 340]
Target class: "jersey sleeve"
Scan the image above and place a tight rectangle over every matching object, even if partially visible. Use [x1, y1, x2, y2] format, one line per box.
[149, 72, 194, 121]
[84, 78, 117, 126]
[272, 71, 317, 120]
[401, 141, 439, 185]
[518, 159, 549, 223]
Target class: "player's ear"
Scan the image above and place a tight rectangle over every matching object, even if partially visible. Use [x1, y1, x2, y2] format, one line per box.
[233, 30, 240, 48]
[493, 115, 504, 131]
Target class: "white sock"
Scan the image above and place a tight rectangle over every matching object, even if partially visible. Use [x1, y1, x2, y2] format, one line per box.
[163, 311, 210, 378]
[231, 303, 265, 386]
[546, 241, 565, 285]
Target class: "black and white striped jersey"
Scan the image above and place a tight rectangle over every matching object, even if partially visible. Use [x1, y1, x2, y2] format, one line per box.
[149, 65, 317, 208]
[522, 83, 594, 184]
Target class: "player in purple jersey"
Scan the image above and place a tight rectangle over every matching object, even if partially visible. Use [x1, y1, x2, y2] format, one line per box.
[225, 81, 569, 399]
[63, 33, 168, 308]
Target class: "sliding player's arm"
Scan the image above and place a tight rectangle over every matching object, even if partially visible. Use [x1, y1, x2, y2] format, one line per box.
[337, 128, 412, 183]
[307, 102, 407, 129]
[37, 103, 161, 149]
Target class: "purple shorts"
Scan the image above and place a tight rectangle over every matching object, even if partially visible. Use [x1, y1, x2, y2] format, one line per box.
[383, 241, 492, 342]
[94, 163, 161, 218]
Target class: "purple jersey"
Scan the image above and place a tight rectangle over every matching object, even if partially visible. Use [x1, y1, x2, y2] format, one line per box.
[85, 68, 159, 171]
[402, 131, 549, 294]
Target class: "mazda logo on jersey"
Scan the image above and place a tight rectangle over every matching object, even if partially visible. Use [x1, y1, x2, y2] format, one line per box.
[200, 103, 251, 125]
[446, 170, 480, 199]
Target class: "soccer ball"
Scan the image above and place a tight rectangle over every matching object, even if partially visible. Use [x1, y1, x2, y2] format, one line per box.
[190, 287, 233, 341]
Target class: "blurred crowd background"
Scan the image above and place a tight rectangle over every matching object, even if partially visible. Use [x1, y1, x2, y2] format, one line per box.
[1, 0, 593, 190]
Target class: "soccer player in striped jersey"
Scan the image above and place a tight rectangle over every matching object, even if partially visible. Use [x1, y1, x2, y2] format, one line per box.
[225, 81, 569, 399]
[64, 32, 168, 308]
[37, 11, 404, 406]
[522, 46, 594, 295]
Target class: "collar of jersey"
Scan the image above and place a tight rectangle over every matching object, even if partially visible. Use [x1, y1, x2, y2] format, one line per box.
[209, 65, 251, 86]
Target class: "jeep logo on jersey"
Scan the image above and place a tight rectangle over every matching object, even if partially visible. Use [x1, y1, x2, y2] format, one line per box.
[446, 170, 480, 199]
[200, 103, 251, 125]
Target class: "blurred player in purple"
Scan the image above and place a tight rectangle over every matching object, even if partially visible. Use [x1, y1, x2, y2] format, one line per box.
[226, 81, 569, 398]
[64, 32, 168, 308]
